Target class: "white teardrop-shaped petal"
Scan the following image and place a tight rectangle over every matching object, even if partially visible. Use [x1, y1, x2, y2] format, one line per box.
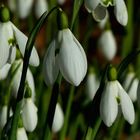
[57, 0, 66, 5]
[17, 127, 28, 140]
[98, 30, 117, 60]
[92, 4, 107, 22]
[114, 0, 128, 26]
[43, 40, 59, 86]
[123, 73, 135, 90]
[100, 81, 118, 127]
[0, 106, 8, 129]
[86, 73, 99, 100]
[11, 22, 40, 67]
[0, 63, 11, 80]
[52, 103, 64, 132]
[11, 60, 35, 100]
[22, 98, 38, 132]
[117, 81, 135, 124]
[85, 0, 100, 12]
[35, 0, 48, 18]
[128, 78, 139, 102]
[8, 0, 16, 12]
[58, 29, 87, 86]
[0, 22, 13, 69]
[17, 0, 33, 19]
[137, 81, 140, 107]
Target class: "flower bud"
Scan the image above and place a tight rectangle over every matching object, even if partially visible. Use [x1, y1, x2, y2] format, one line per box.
[0, 6, 10, 22]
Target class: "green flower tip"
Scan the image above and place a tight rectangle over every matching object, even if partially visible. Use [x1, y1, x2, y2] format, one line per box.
[0, 5, 10, 22]
[128, 64, 134, 73]
[88, 66, 95, 74]
[18, 116, 23, 128]
[107, 65, 117, 81]
[57, 9, 68, 30]
[24, 83, 32, 98]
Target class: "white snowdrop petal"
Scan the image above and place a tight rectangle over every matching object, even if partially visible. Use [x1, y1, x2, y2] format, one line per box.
[137, 81, 140, 107]
[22, 99, 38, 132]
[98, 30, 117, 60]
[17, 128, 28, 140]
[117, 81, 135, 124]
[43, 40, 59, 86]
[11, 23, 40, 67]
[58, 29, 87, 86]
[17, 0, 33, 19]
[85, 0, 100, 12]
[8, 0, 16, 12]
[52, 103, 64, 132]
[0, 63, 11, 80]
[0, 22, 13, 69]
[86, 73, 99, 100]
[35, 0, 48, 18]
[114, 0, 128, 26]
[128, 78, 139, 102]
[100, 81, 118, 127]
[0, 106, 8, 129]
[92, 4, 107, 22]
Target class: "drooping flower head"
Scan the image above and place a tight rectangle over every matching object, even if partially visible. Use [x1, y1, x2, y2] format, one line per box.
[0, 6, 40, 69]
[85, 0, 128, 26]
[100, 65, 135, 127]
[43, 9, 87, 86]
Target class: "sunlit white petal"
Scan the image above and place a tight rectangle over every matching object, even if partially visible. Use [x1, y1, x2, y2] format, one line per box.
[17, 127, 28, 140]
[114, 0, 128, 26]
[11, 23, 40, 66]
[100, 81, 118, 127]
[52, 103, 64, 132]
[58, 29, 87, 86]
[22, 98, 38, 132]
[117, 81, 135, 124]
[43, 40, 59, 86]
[98, 30, 117, 60]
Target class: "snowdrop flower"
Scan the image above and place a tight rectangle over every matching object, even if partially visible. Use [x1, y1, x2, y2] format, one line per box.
[98, 29, 117, 61]
[86, 67, 99, 100]
[0, 63, 11, 80]
[123, 72, 139, 102]
[43, 10, 87, 86]
[85, 0, 128, 26]
[11, 59, 35, 100]
[0, 6, 39, 69]
[57, 0, 66, 5]
[100, 66, 135, 127]
[35, 0, 48, 18]
[22, 97, 38, 132]
[52, 103, 64, 132]
[17, 127, 28, 140]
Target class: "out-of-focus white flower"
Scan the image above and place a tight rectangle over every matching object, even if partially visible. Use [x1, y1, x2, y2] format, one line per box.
[22, 98, 38, 132]
[86, 71, 99, 100]
[35, 0, 48, 18]
[0, 20, 39, 68]
[17, 127, 28, 140]
[0, 63, 11, 80]
[123, 72, 139, 102]
[100, 80, 135, 127]
[43, 28, 87, 86]
[52, 103, 64, 132]
[57, 0, 66, 5]
[98, 30, 117, 61]
[85, 0, 128, 26]
[11, 60, 35, 100]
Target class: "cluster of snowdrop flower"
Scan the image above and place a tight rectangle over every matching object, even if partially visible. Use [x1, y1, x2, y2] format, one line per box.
[100, 65, 135, 127]
[43, 9, 87, 86]
[85, 0, 128, 26]
[8, 0, 66, 19]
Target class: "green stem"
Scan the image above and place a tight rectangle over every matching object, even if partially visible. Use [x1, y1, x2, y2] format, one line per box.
[60, 86, 75, 140]
[9, 7, 59, 140]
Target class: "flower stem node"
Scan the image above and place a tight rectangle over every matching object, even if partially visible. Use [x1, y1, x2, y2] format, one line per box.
[57, 10, 68, 30]
[0, 6, 10, 22]
[107, 66, 117, 81]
